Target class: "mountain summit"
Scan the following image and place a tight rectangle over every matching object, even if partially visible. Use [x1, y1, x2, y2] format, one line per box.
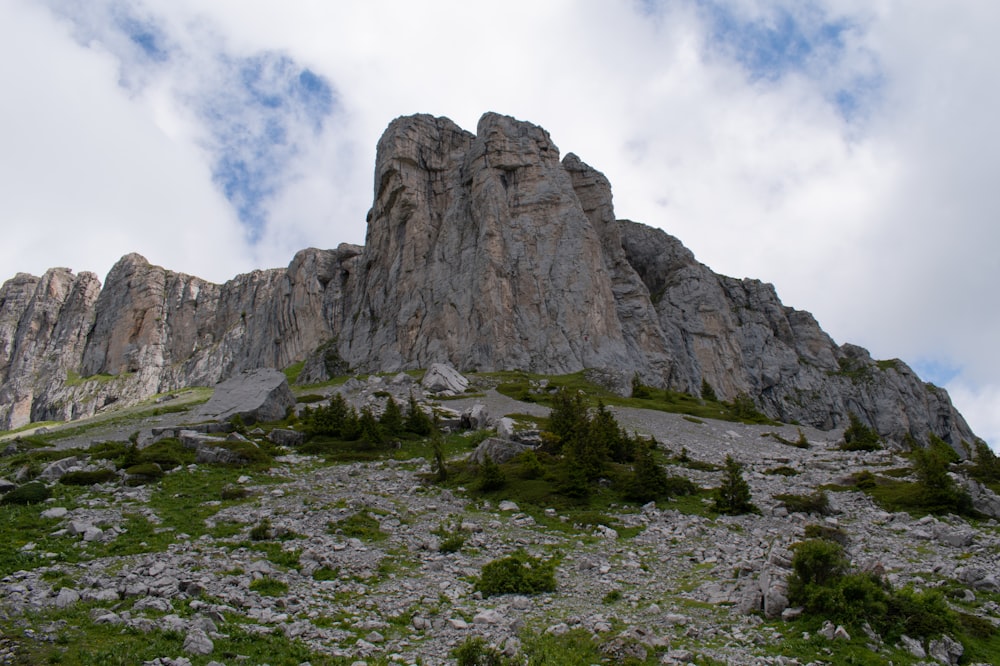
[0, 112, 976, 450]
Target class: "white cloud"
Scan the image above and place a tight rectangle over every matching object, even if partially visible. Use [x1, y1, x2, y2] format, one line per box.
[2, 0, 998, 449]
[0, 0, 253, 283]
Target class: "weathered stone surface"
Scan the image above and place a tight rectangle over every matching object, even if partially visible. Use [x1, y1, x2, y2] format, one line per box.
[929, 634, 964, 665]
[190, 369, 294, 424]
[469, 437, 533, 465]
[267, 428, 305, 447]
[0, 111, 980, 452]
[618, 220, 976, 450]
[420, 363, 469, 395]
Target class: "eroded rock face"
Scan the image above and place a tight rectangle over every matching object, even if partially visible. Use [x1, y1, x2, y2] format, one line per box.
[618, 221, 976, 446]
[0, 111, 979, 452]
[340, 113, 638, 374]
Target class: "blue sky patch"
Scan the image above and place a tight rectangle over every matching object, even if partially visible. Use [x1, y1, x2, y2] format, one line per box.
[197, 51, 338, 241]
[115, 11, 170, 63]
[638, 1, 881, 123]
[912, 359, 962, 388]
[44, 2, 338, 244]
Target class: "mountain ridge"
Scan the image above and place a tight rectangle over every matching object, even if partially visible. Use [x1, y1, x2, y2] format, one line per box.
[0, 112, 977, 452]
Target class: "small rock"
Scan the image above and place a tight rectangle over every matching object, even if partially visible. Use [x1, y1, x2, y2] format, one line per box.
[928, 634, 964, 665]
[183, 628, 214, 656]
[54, 588, 80, 608]
[899, 634, 926, 658]
[545, 622, 569, 636]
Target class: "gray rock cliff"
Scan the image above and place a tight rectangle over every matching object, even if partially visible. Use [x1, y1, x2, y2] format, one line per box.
[0, 112, 978, 452]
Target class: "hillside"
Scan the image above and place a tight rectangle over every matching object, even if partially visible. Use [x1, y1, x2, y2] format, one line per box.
[1, 368, 999, 664]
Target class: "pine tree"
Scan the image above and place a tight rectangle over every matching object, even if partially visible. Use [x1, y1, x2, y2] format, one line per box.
[547, 389, 589, 448]
[713, 455, 756, 515]
[405, 394, 433, 435]
[623, 444, 670, 503]
[380, 395, 404, 437]
[359, 407, 384, 447]
[432, 433, 448, 483]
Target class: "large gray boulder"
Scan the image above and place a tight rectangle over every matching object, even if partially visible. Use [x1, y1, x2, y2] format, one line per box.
[469, 437, 533, 465]
[421, 363, 469, 395]
[190, 369, 294, 424]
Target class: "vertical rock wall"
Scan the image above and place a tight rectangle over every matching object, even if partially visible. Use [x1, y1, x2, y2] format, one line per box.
[0, 111, 979, 451]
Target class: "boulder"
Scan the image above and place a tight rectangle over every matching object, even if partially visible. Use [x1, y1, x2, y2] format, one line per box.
[420, 364, 469, 395]
[267, 428, 305, 447]
[469, 437, 533, 465]
[191, 369, 294, 424]
[928, 635, 963, 665]
[461, 404, 490, 430]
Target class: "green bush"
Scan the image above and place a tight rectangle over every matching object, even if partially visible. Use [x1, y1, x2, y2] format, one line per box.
[379, 395, 404, 437]
[221, 485, 250, 500]
[136, 438, 194, 470]
[435, 524, 468, 554]
[969, 439, 1000, 484]
[453, 636, 510, 666]
[789, 539, 849, 596]
[250, 518, 272, 541]
[910, 446, 974, 516]
[475, 549, 556, 597]
[329, 511, 386, 542]
[775, 490, 832, 516]
[842, 413, 881, 451]
[515, 449, 546, 480]
[852, 470, 878, 490]
[1, 482, 51, 505]
[249, 575, 288, 597]
[59, 469, 118, 486]
[788, 538, 958, 642]
[700, 379, 718, 402]
[477, 457, 507, 492]
[405, 394, 434, 436]
[124, 462, 164, 486]
[804, 523, 849, 546]
[630, 374, 651, 399]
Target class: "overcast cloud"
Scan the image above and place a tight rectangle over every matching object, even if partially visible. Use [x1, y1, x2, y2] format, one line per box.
[1, 0, 997, 450]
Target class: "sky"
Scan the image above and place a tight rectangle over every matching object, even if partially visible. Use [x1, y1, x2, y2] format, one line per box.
[1, 1, 998, 450]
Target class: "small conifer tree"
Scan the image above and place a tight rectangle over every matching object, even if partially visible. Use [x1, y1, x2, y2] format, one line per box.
[713, 455, 757, 515]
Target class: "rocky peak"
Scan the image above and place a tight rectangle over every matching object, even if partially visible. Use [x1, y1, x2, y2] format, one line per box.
[0, 112, 981, 452]
[342, 112, 637, 375]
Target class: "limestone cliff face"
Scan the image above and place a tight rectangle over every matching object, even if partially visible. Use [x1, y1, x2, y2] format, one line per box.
[340, 113, 665, 376]
[617, 221, 975, 447]
[0, 112, 978, 451]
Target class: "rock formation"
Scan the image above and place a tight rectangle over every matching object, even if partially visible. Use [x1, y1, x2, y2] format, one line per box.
[0, 112, 979, 452]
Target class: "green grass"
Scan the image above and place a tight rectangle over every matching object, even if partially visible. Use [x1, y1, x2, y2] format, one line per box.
[328, 511, 387, 542]
[5, 387, 212, 445]
[486, 370, 779, 425]
[249, 575, 289, 597]
[0, 599, 353, 665]
[282, 360, 305, 383]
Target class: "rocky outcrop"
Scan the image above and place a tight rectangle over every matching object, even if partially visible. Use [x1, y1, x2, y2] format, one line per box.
[618, 221, 975, 447]
[189, 368, 295, 424]
[340, 113, 639, 374]
[0, 112, 979, 453]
